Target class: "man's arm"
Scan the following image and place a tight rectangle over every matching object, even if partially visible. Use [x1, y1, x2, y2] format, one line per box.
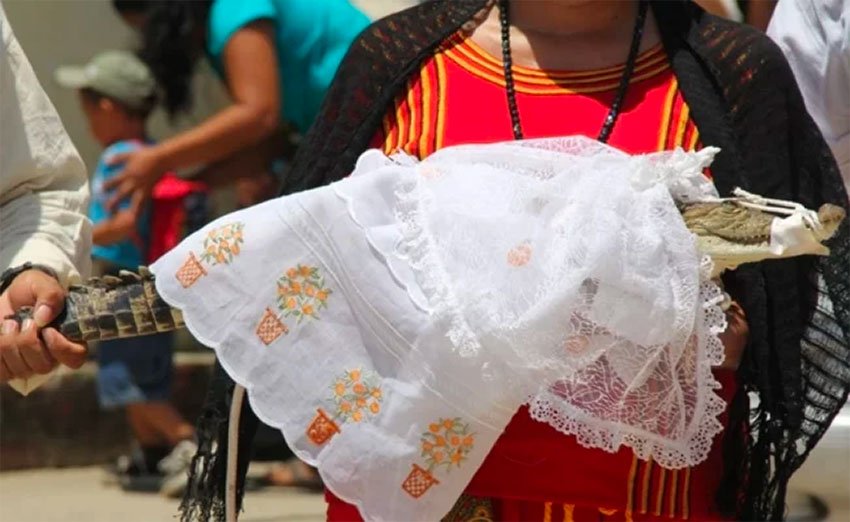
[92, 210, 140, 247]
[0, 5, 92, 391]
[0, 4, 92, 285]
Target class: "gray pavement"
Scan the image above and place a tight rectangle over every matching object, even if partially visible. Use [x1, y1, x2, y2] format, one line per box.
[1, 393, 848, 522]
[0, 466, 324, 522]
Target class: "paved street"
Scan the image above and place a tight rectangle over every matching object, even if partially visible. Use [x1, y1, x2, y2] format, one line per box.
[0, 466, 324, 522]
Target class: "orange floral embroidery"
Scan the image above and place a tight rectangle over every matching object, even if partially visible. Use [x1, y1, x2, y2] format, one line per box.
[402, 464, 439, 498]
[331, 368, 382, 423]
[403, 417, 474, 499]
[276, 264, 331, 322]
[256, 307, 289, 345]
[200, 222, 245, 266]
[419, 166, 443, 180]
[307, 368, 384, 447]
[420, 417, 475, 471]
[306, 408, 340, 445]
[507, 242, 532, 267]
[175, 252, 208, 288]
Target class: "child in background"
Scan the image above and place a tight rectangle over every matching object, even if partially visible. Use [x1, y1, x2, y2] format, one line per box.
[55, 50, 207, 497]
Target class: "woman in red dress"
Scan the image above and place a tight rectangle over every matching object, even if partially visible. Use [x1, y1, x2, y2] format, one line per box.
[182, 2, 849, 521]
[328, 2, 744, 520]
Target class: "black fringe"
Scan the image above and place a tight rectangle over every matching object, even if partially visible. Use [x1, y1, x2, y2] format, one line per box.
[180, 363, 260, 522]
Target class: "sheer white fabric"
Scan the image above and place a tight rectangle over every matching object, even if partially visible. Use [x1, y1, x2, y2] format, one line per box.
[152, 137, 726, 521]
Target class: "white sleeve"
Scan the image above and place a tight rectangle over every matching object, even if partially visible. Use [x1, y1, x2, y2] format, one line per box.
[767, 0, 850, 189]
[0, 3, 92, 286]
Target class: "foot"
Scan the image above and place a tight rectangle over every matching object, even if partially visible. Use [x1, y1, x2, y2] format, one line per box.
[265, 458, 323, 491]
[103, 446, 164, 484]
[158, 439, 198, 499]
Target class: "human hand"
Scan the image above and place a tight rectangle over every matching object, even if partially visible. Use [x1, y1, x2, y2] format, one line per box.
[103, 146, 161, 216]
[716, 300, 748, 370]
[0, 270, 87, 382]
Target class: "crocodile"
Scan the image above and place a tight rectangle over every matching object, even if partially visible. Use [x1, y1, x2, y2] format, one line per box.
[4, 267, 185, 343]
[3, 197, 845, 343]
[683, 200, 845, 277]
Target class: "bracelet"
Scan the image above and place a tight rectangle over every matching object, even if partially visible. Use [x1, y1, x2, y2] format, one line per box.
[0, 263, 59, 295]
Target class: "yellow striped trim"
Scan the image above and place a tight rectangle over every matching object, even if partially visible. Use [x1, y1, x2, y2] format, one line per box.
[418, 62, 433, 157]
[668, 470, 679, 518]
[687, 125, 700, 152]
[543, 501, 553, 522]
[656, 78, 679, 151]
[451, 39, 669, 85]
[599, 507, 618, 516]
[563, 504, 575, 522]
[625, 454, 639, 522]
[682, 467, 692, 520]
[381, 112, 395, 155]
[640, 459, 653, 514]
[654, 468, 668, 516]
[405, 79, 418, 156]
[674, 101, 691, 148]
[445, 48, 670, 95]
[434, 53, 448, 151]
[394, 94, 408, 153]
[462, 36, 666, 78]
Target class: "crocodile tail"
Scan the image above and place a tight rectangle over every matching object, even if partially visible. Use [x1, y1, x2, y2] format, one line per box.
[56, 267, 184, 343]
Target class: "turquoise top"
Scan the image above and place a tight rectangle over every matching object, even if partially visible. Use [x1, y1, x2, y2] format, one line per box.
[206, 0, 370, 133]
[89, 140, 150, 269]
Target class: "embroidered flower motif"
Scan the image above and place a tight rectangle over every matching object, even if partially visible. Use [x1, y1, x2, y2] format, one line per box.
[306, 408, 340, 445]
[507, 242, 532, 267]
[256, 307, 288, 345]
[307, 369, 383, 447]
[175, 252, 208, 288]
[331, 368, 382, 423]
[403, 417, 475, 498]
[402, 464, 439, 499]
[276, 265, 331, 322]
[420, 418, 474, 471]
[200, 222, 245, 266]
[419, 165, 443, 180]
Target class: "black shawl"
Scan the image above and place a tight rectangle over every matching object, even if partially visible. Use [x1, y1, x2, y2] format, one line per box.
[182, 2, 850, 520]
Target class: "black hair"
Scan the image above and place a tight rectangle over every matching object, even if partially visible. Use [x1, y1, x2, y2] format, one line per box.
[137, 0, 213, 117]
[111, 0, 150, 14]
[80, 87, 157, 120]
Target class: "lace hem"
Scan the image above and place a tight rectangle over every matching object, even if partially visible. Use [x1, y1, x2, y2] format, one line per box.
[528, 256, 728, 469]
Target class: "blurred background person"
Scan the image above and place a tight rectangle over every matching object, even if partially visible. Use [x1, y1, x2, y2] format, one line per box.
[695, 0, 776, 30]
[55, 49, 208, 498]
[742, 0, 778, 31]
[0, 1, 91, 388]
[108, 0, 371, 491]
[105, 0, 371, 212]
[768, 0, 850, 190]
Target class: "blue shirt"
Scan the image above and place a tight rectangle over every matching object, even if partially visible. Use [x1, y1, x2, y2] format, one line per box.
[206, 0, 370, 133]
[89, 140, 149, 269]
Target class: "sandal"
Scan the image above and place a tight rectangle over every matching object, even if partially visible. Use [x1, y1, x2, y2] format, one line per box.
[261, 458, 323, 491]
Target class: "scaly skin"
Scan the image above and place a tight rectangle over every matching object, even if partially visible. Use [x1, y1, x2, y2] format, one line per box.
[6, 267, 183, 343]
[682, 202, 845, 277]
[3, 202, 845, 343]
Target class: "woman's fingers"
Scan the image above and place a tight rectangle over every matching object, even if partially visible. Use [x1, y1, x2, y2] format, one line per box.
[717, 301, 749, 370]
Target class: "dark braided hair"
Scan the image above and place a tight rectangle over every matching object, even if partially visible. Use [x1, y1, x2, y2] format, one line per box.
[133, 0, 213, 117]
